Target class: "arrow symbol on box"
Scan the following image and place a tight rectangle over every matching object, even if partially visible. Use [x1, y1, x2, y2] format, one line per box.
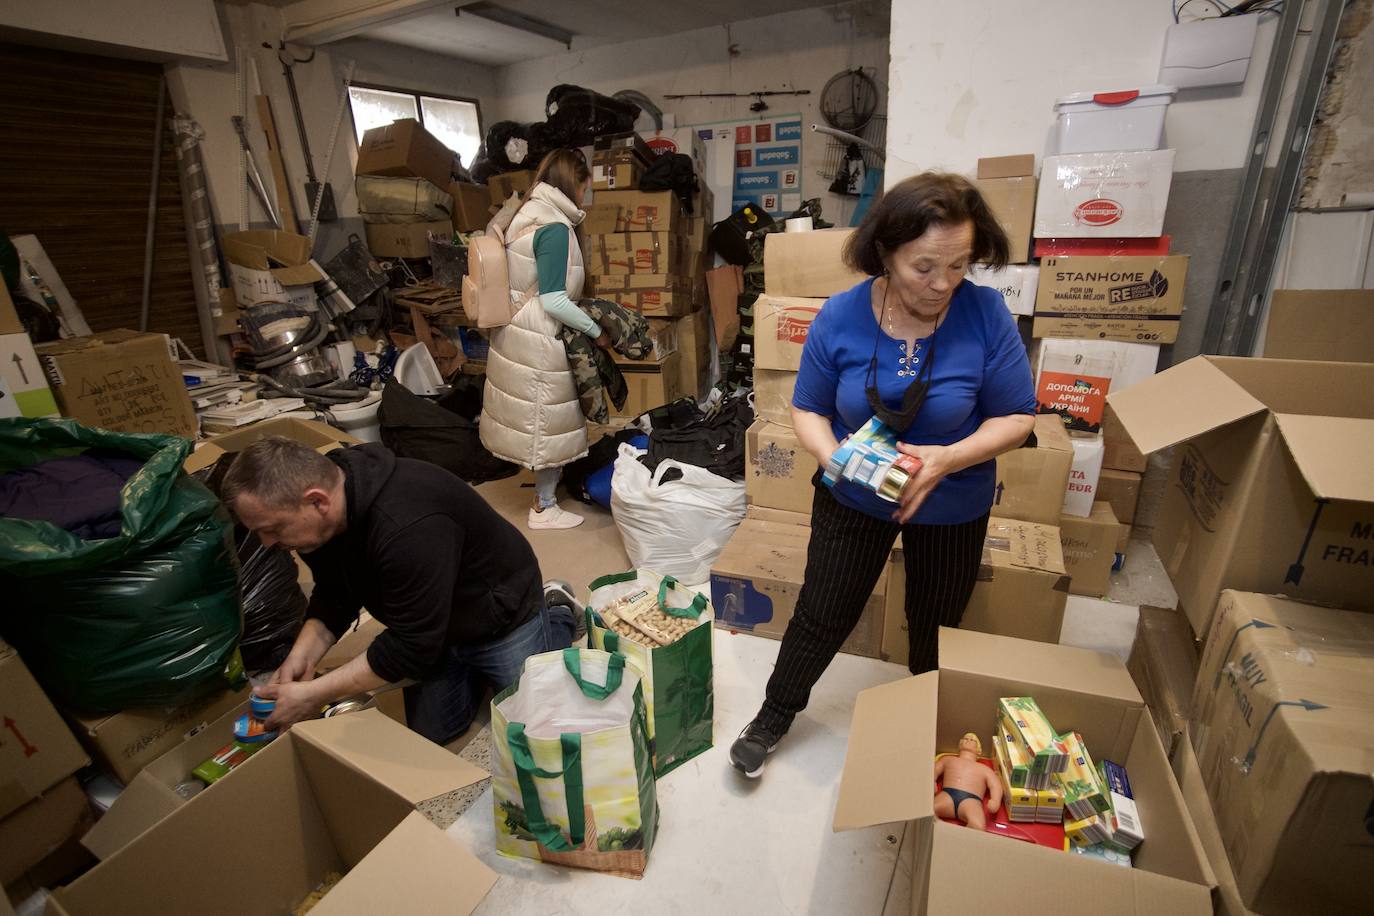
[1213, 619, 1279, 689]
[994, 482, 1004, 505]
[1285, 499, 1328, 585]
[1243, 699, 1327, 771]
[3, 716, 37, 757]
[10, 353, 26, 385]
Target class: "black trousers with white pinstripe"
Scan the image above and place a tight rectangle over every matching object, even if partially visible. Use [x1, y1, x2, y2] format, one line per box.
[758, 475, 990, 735]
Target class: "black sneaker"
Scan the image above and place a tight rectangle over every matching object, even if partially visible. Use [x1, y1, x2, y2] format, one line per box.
[729, 718, 785, 778]
[544, 580, 586, 641]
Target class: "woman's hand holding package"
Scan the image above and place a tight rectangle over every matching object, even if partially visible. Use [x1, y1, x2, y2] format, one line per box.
[892, 443, 958, 524]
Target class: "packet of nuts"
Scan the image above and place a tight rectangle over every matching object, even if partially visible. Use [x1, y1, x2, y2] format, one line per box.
[598, 589, 698, 647]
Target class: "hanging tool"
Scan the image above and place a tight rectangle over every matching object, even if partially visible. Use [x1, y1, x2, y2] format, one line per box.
[231, 115, 281, 228]
[255, 93, 301, 233]
[273, 42, 338, 222]
[662, 88, 810, 114]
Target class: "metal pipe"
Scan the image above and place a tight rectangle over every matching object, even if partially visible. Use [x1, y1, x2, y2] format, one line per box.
[140, 75, 167, 333]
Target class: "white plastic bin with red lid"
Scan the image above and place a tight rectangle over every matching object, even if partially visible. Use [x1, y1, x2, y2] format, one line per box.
[1054, 85, 1177, 154]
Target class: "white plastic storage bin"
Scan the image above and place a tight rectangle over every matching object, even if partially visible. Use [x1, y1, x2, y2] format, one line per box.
[1054, 85, 1176, 154]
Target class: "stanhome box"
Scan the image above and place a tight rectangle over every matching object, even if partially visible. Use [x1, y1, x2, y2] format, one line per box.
[1034, 256, 1188, 343]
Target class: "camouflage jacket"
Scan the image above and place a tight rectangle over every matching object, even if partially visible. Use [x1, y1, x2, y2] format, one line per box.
[558, 298, 652, 423]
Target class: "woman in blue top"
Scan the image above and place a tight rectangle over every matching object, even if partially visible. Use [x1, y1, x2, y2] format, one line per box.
[730, 172, 1037, 779]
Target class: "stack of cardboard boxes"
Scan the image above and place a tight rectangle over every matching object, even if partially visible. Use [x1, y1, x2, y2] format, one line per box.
[582, 132, 715, 414]
[356, 118, 489, 257]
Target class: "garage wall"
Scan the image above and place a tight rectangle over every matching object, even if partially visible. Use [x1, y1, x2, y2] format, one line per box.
[491, 0, 891, 225]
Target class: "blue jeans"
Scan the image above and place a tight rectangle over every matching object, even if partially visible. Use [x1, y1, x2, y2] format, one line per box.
[404, 603, 576, 744]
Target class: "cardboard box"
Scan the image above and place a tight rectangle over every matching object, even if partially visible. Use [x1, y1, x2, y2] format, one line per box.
[1102, 401, 1147, 472]
[1191, 591, 1374, 916]
[591, 273, 694, 317]
[0, 641, 89, 821]
[364, 220, 450, 259]
[992, 413, 1074, 525]
[611, 351, 682, 417]
[885, 519, 1069, 664]
[753, 295, 823, 372]
[967, 264, 1039, 316]
[0, 777, 94, 886]
[1035, 150, 1176, 239]
[448, 181, 491, 232]
[1108, 355, 1374, 631]
[745, 420, 816, 515]
[591, 151, 643, 191]
[1171, 739, 1260, 916]
[221, 229, 325, 310]
[487, 169, 534, 206]
[711, 517, 885, 658]
[49, 711, 497, 916]
[35, 330, 197, 438]
[588, 231, 689, 276]
[65, 685, 250, 786]
[1059, 501, 1121, 597]
[675, 306, 712, 399]
[582, 202, 621, 236]
[643, 317, 681, 360]
[763, 229, 867, 298]
[1097, 468, 1143, 525]
[356, 118, 454, 189]
[1031, 337, 1160, 435]
[753, 368, 796, 427]
[977, 154, 1036, 180]
[1126, 606, 1197, 758]
[184, 417, 359, 475]
[834, 628, 1216, 915]
[1031, 338, 1161, 394]
[974, 176, 1037, 264]
[593, 131, 654, 163]
[0, 331, 59, 420]
[595, 190, 685, 234]
[1262, 289, 1374, 362]
[1063, 435, 1104, 518]
[744, 505, 811, 526]
[0, 282, 19, 333]
[1034, 255, 1189, 344]
[707, 265, 743, 350]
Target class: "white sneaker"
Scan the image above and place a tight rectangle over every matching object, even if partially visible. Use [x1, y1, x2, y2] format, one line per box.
[528, 504, 584, 530]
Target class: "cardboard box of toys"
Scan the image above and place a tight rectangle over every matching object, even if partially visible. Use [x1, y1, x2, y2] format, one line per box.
[355, 119, 455, 191]
[834, 628, 1215, 915]
[885, 519, 1069, 664]
[711, 516, 885, 658]
[1107, 355, 1374, 633]
[763, 229, 866, 298]
[35, 330, 197, 438]
[48, 711, 496, 916]
[0, 640, 89, 821]
[1191, 591, 1374, 916]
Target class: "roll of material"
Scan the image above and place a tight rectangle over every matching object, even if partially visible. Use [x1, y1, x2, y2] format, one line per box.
[785, 217, 814, 233]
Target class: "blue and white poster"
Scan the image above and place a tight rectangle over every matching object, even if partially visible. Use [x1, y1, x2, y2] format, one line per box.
[691, 114, 804, 219]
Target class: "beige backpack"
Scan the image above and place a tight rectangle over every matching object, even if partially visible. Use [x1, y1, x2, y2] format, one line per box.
[461, 199, 538, 329]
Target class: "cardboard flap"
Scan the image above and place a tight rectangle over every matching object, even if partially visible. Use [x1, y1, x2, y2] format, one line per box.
[311, 811, 496, 916]
[833, 673, 938, 831]
[1273, 414, 1374, 502]
[1106, 357, 1266, 454]
[80, 773, 184, 861]
[221, 229, 312, 269]
[269, 262, 327, 286]
[938, 627, 1141, 703]
[294, 710, 488, 804]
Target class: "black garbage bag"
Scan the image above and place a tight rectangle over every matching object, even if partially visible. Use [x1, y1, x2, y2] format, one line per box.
[378, 380, 518, 484]
[196, 454, 307, 673]
[641, 394, 753, 481]
[544, 84, 639, 148]
[0, 418, 244, 713]
[485, 120, 534, 171]
[640, 152, 700, 215]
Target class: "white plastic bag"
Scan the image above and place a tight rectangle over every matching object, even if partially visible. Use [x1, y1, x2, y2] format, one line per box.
[610, 444, 746, 585]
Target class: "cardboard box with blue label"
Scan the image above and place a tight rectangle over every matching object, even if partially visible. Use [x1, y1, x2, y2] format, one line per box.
[710, 515, 885, 658]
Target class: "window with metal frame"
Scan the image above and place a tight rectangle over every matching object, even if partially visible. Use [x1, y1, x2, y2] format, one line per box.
[348, 83, 482, 170]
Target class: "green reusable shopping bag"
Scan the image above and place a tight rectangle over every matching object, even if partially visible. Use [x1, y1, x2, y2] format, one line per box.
[491, 648, 658, 878]
[585, 570, 713, 777]
[0, 418, 243, 712]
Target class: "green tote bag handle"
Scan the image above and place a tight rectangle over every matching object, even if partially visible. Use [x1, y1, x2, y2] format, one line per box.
[657, 574, 708, 620]
[562, 647, 624, 699]
[506, 723, 586, 851]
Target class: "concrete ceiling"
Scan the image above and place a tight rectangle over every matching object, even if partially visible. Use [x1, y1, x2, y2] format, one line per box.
[360, 0, 845, 65]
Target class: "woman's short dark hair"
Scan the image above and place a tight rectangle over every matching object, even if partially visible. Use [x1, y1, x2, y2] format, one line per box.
[844, 172, 1010, 275]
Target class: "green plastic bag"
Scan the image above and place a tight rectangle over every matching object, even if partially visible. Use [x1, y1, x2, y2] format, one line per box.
[586, 570, 713, 777]
[0, 418, 244, 713]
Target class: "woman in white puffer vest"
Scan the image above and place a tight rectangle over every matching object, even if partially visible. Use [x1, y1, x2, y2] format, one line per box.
[481, 149, 612, 530]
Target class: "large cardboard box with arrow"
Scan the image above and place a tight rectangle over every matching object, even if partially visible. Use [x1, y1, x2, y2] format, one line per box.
[1191, 590, 1374, 916]
[1107, 356, 1374, 636]
[0, 286, 59, 421]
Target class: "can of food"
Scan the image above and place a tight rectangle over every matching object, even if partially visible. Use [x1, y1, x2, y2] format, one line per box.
[249, 693, 276, 719]
[323, 694, 378, 717]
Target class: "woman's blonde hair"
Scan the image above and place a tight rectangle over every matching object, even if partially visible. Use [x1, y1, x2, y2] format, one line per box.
[531, 148, 591, 207]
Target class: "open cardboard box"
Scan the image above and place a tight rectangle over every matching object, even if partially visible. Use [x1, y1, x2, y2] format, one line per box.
[1107, 355, 1374, 635]
[834, 628, 1215, 914]
[51, 710, 495, 916]
[184, 417, 360, 474]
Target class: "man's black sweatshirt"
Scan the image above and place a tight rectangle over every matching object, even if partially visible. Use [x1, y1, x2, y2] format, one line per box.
[300, 443, 544, 682]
